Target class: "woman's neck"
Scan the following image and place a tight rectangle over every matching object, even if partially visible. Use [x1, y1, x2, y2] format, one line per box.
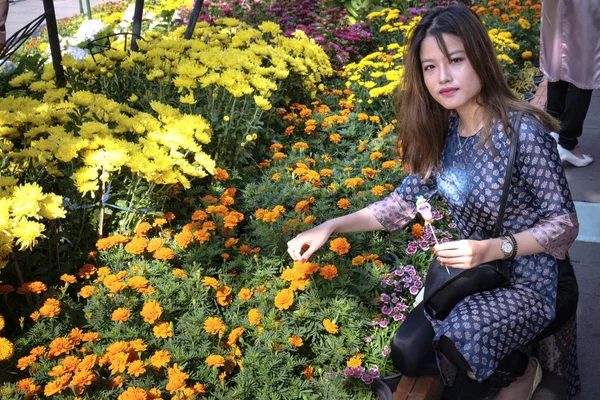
[456, 104, 484, 137]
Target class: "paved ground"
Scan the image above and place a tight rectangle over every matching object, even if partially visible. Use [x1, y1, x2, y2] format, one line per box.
[5, 0, 109, 40]
[3, 3, 600, 399]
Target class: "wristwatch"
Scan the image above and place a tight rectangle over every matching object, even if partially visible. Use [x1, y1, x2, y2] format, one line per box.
[500, 236, 514, 260]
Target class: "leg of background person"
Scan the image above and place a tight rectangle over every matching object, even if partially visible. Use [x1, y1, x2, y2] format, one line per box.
[558, 83, 593, 151]
[0, 0, 8, 47]
[390, 303, 438, 376]
[546, 79, 569, 122]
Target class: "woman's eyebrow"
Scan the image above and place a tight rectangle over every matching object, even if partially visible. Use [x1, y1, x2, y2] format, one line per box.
[421, 50, 465, 63]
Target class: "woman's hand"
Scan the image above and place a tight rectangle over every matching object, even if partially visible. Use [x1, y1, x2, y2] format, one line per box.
[287, 222, 335, 262]
[433, 239, 490, 269]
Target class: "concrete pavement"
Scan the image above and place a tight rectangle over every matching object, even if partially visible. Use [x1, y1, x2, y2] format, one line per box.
[5, 0, 109, 40]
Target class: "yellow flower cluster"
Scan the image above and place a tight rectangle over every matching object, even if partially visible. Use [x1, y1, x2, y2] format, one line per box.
[0, 314, 14, 362]
[0, 93, 215, 194]
[343, 46, 404, 99]
[0, 182, 65, 268]
[488, 29, 520, 65]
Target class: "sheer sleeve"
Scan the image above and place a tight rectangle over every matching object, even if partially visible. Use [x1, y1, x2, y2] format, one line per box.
[516, 114, 579, 259]
[367, 173, 438, 233]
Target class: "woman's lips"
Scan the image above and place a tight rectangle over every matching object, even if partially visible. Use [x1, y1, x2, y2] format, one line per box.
[439, 88, 458, 97]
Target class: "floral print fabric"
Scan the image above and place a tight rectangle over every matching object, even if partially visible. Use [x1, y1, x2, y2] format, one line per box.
[368, 112, 579, 392]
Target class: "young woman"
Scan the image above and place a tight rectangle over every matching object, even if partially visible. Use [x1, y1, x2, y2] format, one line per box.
[287, 5, 579, 400]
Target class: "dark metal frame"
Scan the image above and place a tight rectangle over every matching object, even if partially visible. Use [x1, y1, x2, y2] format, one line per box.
[0, 0, 65, 86]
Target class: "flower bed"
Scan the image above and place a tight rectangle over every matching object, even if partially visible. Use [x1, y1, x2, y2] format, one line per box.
[0, 1, 542, 398]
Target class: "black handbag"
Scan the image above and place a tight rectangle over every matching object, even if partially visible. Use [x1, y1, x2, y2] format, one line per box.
[423, 114, 522, 321]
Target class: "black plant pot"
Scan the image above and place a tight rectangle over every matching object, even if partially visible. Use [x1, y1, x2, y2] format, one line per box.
[371, 372, 403, 400]
[523, 91, 535, 101]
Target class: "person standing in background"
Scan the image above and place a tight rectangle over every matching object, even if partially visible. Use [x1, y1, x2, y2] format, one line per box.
[540, 0, 600, 167]
[0, 0, 8, 48]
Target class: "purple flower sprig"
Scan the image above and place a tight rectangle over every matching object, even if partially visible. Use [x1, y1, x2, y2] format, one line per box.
[344, 364, 380, 384]
[406, 224, 453, 254]
[373, 264, 423, 327]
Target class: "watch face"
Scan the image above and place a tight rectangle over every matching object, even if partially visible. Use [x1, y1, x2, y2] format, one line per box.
[502, 241, 513, 253]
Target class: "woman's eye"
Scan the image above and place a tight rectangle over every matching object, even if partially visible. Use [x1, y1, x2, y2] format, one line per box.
[450, 57, 463, 63]
[423, 65, 434, 71]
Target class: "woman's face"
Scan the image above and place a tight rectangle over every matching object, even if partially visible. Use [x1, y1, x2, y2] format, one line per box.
[420, 33, 482, 116]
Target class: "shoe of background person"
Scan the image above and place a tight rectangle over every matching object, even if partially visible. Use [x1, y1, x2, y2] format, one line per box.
[558, 145, 594, 167]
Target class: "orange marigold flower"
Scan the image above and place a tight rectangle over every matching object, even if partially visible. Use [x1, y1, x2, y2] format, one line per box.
[118, 387, 147, 400]
[329, 237, 351, 255]
[194, 383, 207, 395]
[0, 337, 15, 361]
[357, 113, 369, 121]
[0, 284, 15, 294]
[153, 247, 175, 261]
[238, 288, 252, 301]
[144, 238, 163, 253]
[135, 222, 152, 237]
[362, 167, 380, 179]
[127, 360, 146, 377]
[82, 332, 100, 342]
[347, 353, 364, 368]
[292, 142, 309, 150]
[43, 374, 70, 396]
[16, 377, 41, 398]
[17, 281, 47, 294]
[205, 354, 225, 368]
[124, 237, 147, 255]
[191, 210, 208, 221]
[30, 346, 46, 357]
[294, 200, 311, 215]
[320, 265, 338, 280]
[224, 238, 239, 248]
[174, 230, 194, 249]
[248, 309, 261, 326]
[352, 255, 365, 265]
[172, 268, 188, 279]
[17, 354, 37, 370]
[337, 198, 351, 210]
[203, 276, 219, 289]
[216, 286, 232, 306]
[271, 173, 281, 181]
[153, 321, 173, 339]
[166, 364, 189, 394]
[370, 151, 383, 161]
[344, 177, 364, 188]
[60, 274, 77, 284]
[127, 276, 149, 291]
[323, 319, 339, 334]
[111, 308, 130, 323]
[274, 288, 294, 310]
[273, 151, 287, 159]
[329, 133, 341, 143]
[214, 167, 229, 181]
[153, 217, 167, 227]
[227, 327, 244, 346]
[140, 300, 163, 324]
[303, 365, 313, 381]
[288, 335, 303, 348]
[194, 229, 211, 243]
[204, 316, 226, 335]
[320, 168, 333, 177]
[149, 350, 171, 369]
[371, 185, 385, 196]
[79, 285, 98, 299]
[238, 244, 252, 255]
[412, 223, 424, 239]
[163, 212, 176, 222]
[39, 298, 61, 318]
[47, 337, 74, 358]
[77, 264, 96, 279]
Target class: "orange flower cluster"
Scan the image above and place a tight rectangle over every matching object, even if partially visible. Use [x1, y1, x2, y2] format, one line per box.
[337, 198, 351, 210]
[362, 167, 380, 179]
[204, 316, 226, 335]
[281, 260, 320, 292]
[216, 286, 232, 306]
[153, 321, 173, 339]
[38, 298, 61, 319]
[294, 197, 314, 215]
[140, 300, 163, 324]
[255, 205, 286, 223]
[248, 309, 261, 326]
[347, 353, 364, 368]
[96, 234, 130, 251]
[412, 223, 424, 239]
[98, 340, 146, 376]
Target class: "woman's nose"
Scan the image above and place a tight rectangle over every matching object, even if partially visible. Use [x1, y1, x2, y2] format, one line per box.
[438, 64, 452, 83]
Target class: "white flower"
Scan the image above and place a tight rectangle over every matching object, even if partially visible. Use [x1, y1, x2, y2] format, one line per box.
[72, 19, 108, 45]
[0, 61, 16, 75]
[122, 4, 146, 23]
[65, 46, 90, 61]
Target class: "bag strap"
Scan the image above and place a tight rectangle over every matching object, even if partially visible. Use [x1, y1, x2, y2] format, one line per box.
[493, 112, 523, 237]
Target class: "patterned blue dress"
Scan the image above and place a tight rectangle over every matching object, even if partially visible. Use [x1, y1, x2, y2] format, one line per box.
[368, 112, 580, 393]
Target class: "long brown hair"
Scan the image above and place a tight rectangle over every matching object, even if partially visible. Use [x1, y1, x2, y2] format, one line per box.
[394, 4, 559, 178]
